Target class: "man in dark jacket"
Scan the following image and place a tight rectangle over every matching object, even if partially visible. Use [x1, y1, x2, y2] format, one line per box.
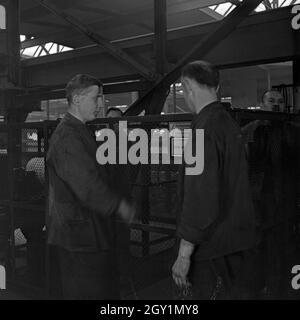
[47, 74, 134, 299]
[172, 61, 258, 299]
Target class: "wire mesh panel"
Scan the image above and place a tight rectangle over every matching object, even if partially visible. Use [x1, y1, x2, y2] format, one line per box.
[0, 122, 53, 293]
[10, 124, 46, 289]
[88, 116, 191, 298]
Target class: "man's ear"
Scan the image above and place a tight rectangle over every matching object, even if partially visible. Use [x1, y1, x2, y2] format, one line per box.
[183, 78, 192, 91]
[72, 94, 80, 106]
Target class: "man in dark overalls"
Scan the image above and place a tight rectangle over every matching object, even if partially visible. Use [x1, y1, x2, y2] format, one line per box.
[172, 61, 259, 299]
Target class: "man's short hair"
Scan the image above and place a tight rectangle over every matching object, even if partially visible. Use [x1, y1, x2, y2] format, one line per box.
[106, 107, 123, 117]
[65, 74, 103, 104]
[181, 60, 219, 89]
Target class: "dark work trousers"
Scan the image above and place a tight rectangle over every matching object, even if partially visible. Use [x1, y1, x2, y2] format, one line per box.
[58, 247, 120, 300]
[188, 249, 264, 300]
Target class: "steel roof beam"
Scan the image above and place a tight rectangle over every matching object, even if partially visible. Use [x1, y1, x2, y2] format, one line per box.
[34, 0, 157, 81]
[125, 0, 264, 116]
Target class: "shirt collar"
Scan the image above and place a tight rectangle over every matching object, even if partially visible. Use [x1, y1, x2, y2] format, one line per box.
[63, 112, 85, 126]
[192, 101, 220, 126]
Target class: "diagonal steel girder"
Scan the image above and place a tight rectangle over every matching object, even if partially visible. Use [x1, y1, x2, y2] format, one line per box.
[263, 0, 273, 10]
[125, 0, 264, 116]
[21, 1, 231, 50]
[34, 0, 157, 81]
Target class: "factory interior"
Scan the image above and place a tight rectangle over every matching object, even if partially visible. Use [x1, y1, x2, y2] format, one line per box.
[0, 0, 300, 300]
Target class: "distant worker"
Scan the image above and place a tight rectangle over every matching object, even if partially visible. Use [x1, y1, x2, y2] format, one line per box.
[242, 90, 286, 145]
[261, 90, 285, 112]
[244, 90, 298, 297]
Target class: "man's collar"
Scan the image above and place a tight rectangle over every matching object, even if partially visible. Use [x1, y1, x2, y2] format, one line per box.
[191, 101, 220, 126]
[196, 100, 220, 116]
[64, 112, 85, 126]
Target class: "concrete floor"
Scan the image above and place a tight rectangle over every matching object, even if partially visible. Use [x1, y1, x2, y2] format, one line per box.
[1, 241, 300, 300]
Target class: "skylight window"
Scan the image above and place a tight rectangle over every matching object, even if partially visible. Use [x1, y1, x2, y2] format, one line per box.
[255, 3, 266, 12]
[20, 38, 73, 58]
[282, 0, 300, 6]
[209, 0, 300, 17]
[215, 2, 234, 15]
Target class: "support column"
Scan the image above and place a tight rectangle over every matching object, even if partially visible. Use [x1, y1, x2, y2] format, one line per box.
[0, 0, 22, 121]
[172, 84, 177, 113]
[154, 0, 167, 76]
[0, 0, 20, 87]
[0, 1, 22, 284]
[293, 58, 300, 113]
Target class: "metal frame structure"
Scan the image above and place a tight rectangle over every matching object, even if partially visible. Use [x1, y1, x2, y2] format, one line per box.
[125, 0, 265, 116]
[33, 0, 157, 81]
[2, 0, 300, 121]
[17, 3, 300, 114]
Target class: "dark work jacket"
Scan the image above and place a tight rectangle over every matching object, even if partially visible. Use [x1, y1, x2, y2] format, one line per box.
[177, 102, 258, 261]
[249, 120, 299, 224]
[46, 113, 121, 252]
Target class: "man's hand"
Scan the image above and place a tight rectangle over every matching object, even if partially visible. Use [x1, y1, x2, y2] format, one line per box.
[172, 255, 191, 289]
[117, 199, 135, 224]
[172, 238, 195, 289]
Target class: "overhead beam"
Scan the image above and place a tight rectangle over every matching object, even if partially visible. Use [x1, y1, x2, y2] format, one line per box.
[73, 4, 153, 32]
[229, 0, 242, 5]
[40, 44, 49, 55]
[34, 0, 157, 81]
[125, 0, 265, 116]
[21, 0, 228, 50]
[22, 19, 71, 30]
[21, 7, 298, 90]
[200, 7, 224, 20]
[263, 0, 273, 10]
[154, 0, 167, 75]
[167, 0, 228, 15]
[27, 3, 292, 69]
[21, 1, 153, 34]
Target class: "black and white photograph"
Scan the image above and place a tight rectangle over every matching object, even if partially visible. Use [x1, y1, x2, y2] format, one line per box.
[0, 0, 300, 308]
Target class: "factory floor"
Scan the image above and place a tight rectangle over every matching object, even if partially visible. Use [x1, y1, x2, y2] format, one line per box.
[0, 244, 300, 300]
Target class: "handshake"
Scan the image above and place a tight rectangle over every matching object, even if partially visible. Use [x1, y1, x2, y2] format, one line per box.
[116, 199, 136, 224]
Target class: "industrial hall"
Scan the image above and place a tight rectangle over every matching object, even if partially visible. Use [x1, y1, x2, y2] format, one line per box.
[0, 0, 299, 300]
